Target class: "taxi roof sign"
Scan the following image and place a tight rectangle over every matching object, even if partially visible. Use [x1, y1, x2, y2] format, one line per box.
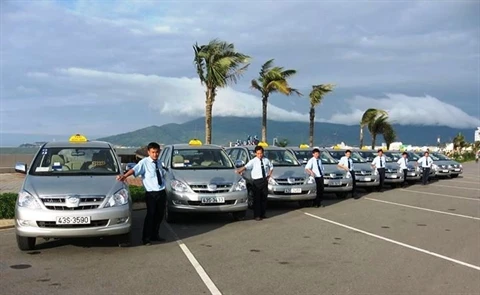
[188, 139, 202, 146]
[258, 141, 268, 147]
[299, 144, 309, 149]
[69, 134, 88, 142]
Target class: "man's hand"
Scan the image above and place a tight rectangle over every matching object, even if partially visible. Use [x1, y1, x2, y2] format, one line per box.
[116, 174, 127, 182]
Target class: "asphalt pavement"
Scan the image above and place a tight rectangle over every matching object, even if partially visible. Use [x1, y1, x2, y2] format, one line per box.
[1, 163, 479, 295]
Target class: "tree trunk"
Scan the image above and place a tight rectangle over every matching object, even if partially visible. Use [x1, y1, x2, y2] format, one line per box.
[309, 106, 315, 147]
[261, 94, 268, 143]
[386, 142, 390, 150]
[371, 134, 376, 150]
[359, 126, 364, 148]
[205, 88, 215, 144]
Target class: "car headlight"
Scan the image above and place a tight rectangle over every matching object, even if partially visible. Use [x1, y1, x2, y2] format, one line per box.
[268, 177, 278, 186]
[459, 164, 463, 168]
[104, 188, 129, 208]
[233, 178, 247, 191]
[171, 180, 190, 192]
[17, 191, 41, 209]
[305, 176, 315, 184]
[448, 165, 452, 169]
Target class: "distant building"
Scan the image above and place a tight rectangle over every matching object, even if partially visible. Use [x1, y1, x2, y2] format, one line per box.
[475, 127, 480, 142]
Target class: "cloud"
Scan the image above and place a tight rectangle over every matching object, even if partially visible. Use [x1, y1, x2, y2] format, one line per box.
[328, 94, 480, 128]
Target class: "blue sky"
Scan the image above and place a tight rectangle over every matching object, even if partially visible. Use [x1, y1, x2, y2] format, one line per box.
[1, 0, 479, 142]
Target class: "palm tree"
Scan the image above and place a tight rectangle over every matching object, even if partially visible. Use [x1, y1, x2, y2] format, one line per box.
[368, 114, 389, 149]
[308, 84, 334, 146]
[453, 132, 467, 151]
[193, 39, 250, 144]
[359, 108, 387, 148]
[251, 59, 301, 143]
[382, 123, 396, 150]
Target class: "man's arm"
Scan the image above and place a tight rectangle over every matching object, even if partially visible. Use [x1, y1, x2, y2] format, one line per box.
[267, 160, 274, 178]
[236, 159, 253, 174]
[304, 159, 315, 177]
[371, 157, 376, 169]
[337, 158, 349, 171]
[117, 160, 143, 182]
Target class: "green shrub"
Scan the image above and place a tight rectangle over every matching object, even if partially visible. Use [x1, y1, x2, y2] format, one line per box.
[0, 193, 17, 219]
[451, 151, 476, 163]
[129, 185, 145, 203]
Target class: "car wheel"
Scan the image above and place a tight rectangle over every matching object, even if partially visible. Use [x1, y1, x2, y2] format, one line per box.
[247, 187, 254, 209]
[165, 207, 179, 224]
[232, 210, 247, 221]
[16, 235, 36, 251]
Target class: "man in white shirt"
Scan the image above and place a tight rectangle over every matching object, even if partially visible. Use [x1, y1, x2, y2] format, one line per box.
[337, 149, 357, 199]
[371, 149, 387, 192]
[397, 152, 409, 188]
[305, 148, 325, 207]
[236, 145, 273, 220]
[417, 151, 433, 185]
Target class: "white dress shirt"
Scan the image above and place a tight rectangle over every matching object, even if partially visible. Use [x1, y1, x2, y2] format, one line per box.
[397, 157, 409, 170]
[339, 156, 354, 171]
[305, 157, 325, 177]
[417, 156, 433, 168]
[372, 155, 387, 169]
[244, 157, 273, 180]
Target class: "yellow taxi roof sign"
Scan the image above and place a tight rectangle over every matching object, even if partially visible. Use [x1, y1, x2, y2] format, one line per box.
[69, 134, 88, 142]
[189, 139, 202, 145]
[333, 145, 341, 150]
[299, 144, 309, 149]
[361, 146, 369, 150]
[258, 141, 268, 147]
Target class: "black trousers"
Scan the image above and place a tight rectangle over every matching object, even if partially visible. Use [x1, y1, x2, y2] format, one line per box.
[350, 171, 356, 197]
[422, 168, 430, 185]
[403, 169, 408, 185]
[252, 178, 268, 218]
[314, 177, 324, 205]
[143, 190, 167, 242]
[377, 168, 386, 190]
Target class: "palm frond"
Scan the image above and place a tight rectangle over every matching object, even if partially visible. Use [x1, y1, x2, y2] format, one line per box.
[281, 69, 297, 79]
[309, 84, 335, 107]
[260, 59, 275, 76]
[251, 79, 262, 93]
[382, 123, 396, 144]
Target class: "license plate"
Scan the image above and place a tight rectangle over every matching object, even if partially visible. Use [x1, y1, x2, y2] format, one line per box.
[363, 177, 371, 182]
[442, 169, 449, 173]
[454, 168, 460, 171]
[201, 197, 225, 204]
[285, 187, 302, 194]
[390, 175, 397, 178]
[329, 181, 341, 186]
[56, 216, 90, 225]
[408, 173, 416, 176]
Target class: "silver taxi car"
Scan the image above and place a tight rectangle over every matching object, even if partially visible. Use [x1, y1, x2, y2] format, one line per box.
[407, 151, 437, 179]
[286, 147, 353, 199]
[356, 149, 404, 187]
[226, 145, 316, 207]
[327, 149, 380, 192]
[159, 141, 248, 223]
[13, 134, 131, 251]
[383, 151, 422, 183]
[430, 152, 463, 178]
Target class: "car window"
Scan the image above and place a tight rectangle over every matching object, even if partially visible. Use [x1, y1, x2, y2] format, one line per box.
[320, 151, 338, 164]
[350, 152, 367, 163]
[171, 148, 234, 169]
[357, 151, 375, 161]
[433, 153, 450, 160]
[293, 150, 311, 161]
[30, 147, 119, 176]
[238, 149, 248, 163]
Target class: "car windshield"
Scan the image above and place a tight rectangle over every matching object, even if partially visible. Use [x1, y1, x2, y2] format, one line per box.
[171, 148, 234, 169]
[407, 152, 420, 161]
[385, 152, 402, 161]
[356, 151, 376, 161]
[29, 147, 119, 176]
[429, 154, 440, 161]
[432, 153, 450, 161]
[327, 151, 366, 163]
[320, 151, 339, 164]
[292, 150, 311, 161]
[248, 149, 300, 166]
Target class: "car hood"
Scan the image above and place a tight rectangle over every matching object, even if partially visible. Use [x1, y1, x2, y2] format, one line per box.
[322, 164, 347, 175]
[271, 166, 308, 179]
[172, 169, 242, 185]
[352, 163, 374, 171]
[434, 160, 455, 167]
[23, 175, 124, 197]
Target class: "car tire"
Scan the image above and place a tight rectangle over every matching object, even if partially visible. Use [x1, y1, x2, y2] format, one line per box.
[16, 235, 36, 251]
[165, 207, 179, 224]
[247, 187, 254, 210]
[232, 210, 247, 221]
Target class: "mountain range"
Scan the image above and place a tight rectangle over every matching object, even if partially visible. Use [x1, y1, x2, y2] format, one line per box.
[97, 116, 476, 147]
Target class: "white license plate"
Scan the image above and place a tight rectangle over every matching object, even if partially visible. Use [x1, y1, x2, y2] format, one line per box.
[56, 216, 90, 225]
[390, 175, 397, 178]
[201, 197, 225, 204]
[442, 169, 449, 173]
[285, 187, 302, 194]
[363, 177, 371, 182]
[408, 173, 416, 176]
[454, 168, 460, 171]
[329, 181, 342, 186]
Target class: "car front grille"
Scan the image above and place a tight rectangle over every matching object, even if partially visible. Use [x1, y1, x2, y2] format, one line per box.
[187, 200, 236, 206]
[275, 178, 305, 185]
[387, 169, 398, 173]
[355, 171, 372, 176]
[41, 195, 106, 210]
[189, 183, 233, 193]
[324, 174, 344, 179]
[36, 219, 109, 228]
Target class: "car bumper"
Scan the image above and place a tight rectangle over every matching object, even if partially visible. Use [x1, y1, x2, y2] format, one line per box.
[385, 174, 404, 183]
[15, 205, 132, 238]
[167, 190, 248, 213]
[354, 175, 379, 187]
[435, 169, 451, 176]
[267, 183, 317, 201]
[449, 168, 463, 175]
[406, 171, 421, 181]
[324, 179, 353, 192]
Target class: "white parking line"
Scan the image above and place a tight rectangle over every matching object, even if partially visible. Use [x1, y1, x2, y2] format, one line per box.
[401, 189, 480, 201]
[165, 224, 222, 295]
[445, 180, 480, 185]
[365, 198, 480, 220]
[431, 184, 480, 191]
[304, 212, 480, 271]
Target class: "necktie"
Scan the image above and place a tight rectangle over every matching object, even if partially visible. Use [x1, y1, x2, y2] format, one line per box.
[154, 161, 163, 186]
[425, 157, 428, 167]
[347, 158, 351, 170]
[316, 159, 323, 177]
[260, 158, 266, 179]
[380, 157, 383, 168]
[404, 158, 407, 168]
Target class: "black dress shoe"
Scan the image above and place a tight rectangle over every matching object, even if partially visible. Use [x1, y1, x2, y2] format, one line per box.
[261, 215, 267, 219]
[143, 241, 152, 246]
[151, 236, 166, 242]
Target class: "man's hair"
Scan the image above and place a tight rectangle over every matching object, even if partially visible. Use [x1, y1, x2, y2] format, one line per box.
[424, 151, 429, 155]
[147, 142, 160, 150]
[377, 149, 383, 153]
[254, 145, 264, 152]
[402, 152, 408, 156]
[312, 148, 320, 154]
[345, 149, 351, 154]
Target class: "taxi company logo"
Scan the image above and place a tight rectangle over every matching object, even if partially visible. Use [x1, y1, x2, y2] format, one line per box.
[287, 177, 295, 184]
[207, 184, 217, 191]
[65, 195, 81, 208]
[329, 173, 336, 178]
[361, 171, 366, 175]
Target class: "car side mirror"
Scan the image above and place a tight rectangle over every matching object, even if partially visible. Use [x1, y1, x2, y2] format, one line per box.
[15, 162, 27, 174]
[235, 160, 245, 168]
[302, 159, 308, 165]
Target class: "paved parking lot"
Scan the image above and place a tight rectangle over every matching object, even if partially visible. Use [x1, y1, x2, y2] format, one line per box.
[0, 163, 479, 295]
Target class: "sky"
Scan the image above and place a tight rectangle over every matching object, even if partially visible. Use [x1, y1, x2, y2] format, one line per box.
[1, 0, 479, 140]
